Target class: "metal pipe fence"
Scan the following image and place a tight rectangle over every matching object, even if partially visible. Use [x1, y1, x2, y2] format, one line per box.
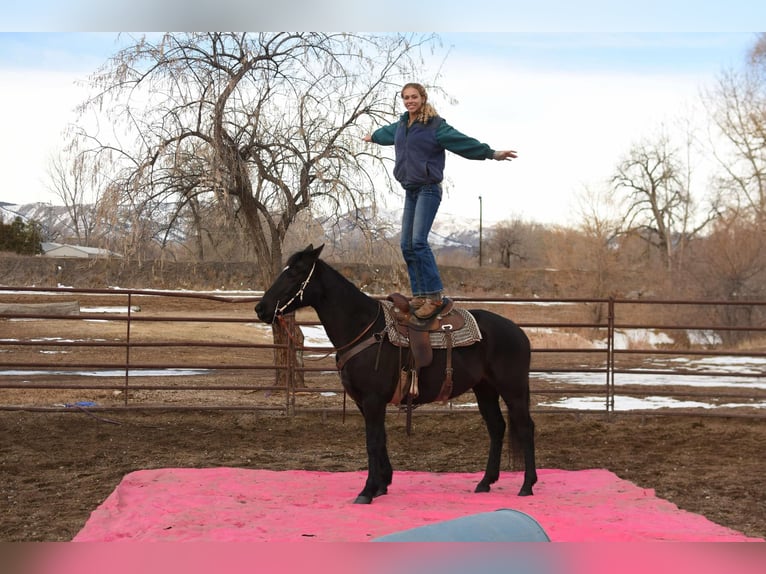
[1, 286, 764, 418]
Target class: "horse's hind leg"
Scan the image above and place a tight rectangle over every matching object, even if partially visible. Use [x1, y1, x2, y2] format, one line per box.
[473, 382, 505, 493]
[506, 397, 537, 497]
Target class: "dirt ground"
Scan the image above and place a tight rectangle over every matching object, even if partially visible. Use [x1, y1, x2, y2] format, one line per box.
[1, 291, 765, 542]
[1, 409, 764, 542]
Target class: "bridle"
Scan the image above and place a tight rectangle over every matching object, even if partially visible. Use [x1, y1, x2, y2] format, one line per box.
[274, 262, 316, 317]
[269, 260, 383, 362]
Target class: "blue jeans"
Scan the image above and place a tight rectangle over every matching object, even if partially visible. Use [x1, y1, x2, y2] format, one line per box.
[400, 184, 443, 297]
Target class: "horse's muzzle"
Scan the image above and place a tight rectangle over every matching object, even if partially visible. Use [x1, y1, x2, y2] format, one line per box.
[254, 302, 271, 322]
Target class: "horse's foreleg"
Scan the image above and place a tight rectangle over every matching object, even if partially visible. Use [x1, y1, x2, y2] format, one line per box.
[354, 398, 390, 504]
[473, 385, 505, 493]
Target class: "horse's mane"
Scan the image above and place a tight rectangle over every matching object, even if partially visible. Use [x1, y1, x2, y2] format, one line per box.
[317, 258, 375, 302]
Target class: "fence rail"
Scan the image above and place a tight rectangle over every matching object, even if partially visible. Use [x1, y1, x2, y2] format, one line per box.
[1, 286, 765, 418]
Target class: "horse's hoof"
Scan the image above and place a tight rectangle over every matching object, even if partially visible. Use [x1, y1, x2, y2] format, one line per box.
[518, 487, 534, 497]
[474, 483, 491, 493]
[354, 495, 373, 504]
[374, 487, 387, 498]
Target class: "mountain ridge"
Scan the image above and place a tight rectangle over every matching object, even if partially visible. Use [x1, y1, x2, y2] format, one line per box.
[1, 201, 486, 253]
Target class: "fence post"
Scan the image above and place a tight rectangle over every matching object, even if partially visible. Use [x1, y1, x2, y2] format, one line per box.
[285, 313, 296, 416]
[607, 297, 615, 413]
[124, 293, 132, 407]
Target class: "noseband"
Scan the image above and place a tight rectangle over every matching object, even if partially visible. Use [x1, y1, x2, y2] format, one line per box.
[274, 262, 316, 317]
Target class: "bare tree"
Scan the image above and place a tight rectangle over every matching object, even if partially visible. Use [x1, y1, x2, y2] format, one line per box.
[692, 214, 766, 299]
[687, 214, 766, 344]
[751, 31, 766, 68]
[704, 35, 766, 225]
[571, 185, 623, 312]
[45, 153, 99, 245]
[71, 32, 439, 280]
[611, 129, 712, 271]
[486, 218, 528, 268]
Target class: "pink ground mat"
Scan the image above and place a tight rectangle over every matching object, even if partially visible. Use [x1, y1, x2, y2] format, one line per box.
[73, 468, 762, 542]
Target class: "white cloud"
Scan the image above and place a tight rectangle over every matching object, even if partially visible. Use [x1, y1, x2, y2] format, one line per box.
[0, 69, 89, 204]
[433, 56, 711, 225]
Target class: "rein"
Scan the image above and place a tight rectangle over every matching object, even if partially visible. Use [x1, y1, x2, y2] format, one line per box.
[275, 301, 383, 363]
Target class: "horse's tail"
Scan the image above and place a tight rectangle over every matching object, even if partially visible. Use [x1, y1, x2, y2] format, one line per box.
[506, 374, 532, 470]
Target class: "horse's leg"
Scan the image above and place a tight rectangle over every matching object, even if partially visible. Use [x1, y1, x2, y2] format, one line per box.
[354, 397, 390, 504]
[506, 398, 537, 496]
[498, 364, 537, 496]
[380, 442, 393, 490]
[472, 381, 505, 493]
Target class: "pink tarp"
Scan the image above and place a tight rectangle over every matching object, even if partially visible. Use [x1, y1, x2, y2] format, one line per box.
[73, 468, 762, 542]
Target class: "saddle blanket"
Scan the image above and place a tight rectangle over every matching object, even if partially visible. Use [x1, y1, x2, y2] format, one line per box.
[381, 300, 482, 349]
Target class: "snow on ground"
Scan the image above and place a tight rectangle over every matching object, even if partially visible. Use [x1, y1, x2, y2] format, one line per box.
[2, 297, 763, 412]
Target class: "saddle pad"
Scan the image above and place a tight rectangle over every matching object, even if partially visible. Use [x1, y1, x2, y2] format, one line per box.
[381, 300, 482, 349]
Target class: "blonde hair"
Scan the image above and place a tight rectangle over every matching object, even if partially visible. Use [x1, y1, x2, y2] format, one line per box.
[401, 82, 438, 125]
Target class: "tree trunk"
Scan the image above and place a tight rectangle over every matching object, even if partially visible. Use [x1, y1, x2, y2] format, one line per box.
[271, 315, 305, 390]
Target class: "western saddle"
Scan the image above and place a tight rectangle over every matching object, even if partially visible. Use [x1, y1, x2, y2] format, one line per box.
[384, 293, 479, 406]
[334, 293, 482, 434]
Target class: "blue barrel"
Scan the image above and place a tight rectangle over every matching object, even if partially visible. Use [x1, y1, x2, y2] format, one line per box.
[372, 509, 550, 542]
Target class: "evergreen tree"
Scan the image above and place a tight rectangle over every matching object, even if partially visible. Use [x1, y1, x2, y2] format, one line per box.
[0, 217, 43, 255]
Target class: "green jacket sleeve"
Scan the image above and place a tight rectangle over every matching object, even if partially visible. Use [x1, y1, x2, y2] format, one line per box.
[371, 122, 398, 146]
[436, 120, 495, 160]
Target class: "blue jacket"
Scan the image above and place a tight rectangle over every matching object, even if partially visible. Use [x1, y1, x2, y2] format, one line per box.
[371, 112, 496, 189]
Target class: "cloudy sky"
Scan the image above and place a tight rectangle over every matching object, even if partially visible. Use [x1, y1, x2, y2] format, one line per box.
[0, 3, 763, 226]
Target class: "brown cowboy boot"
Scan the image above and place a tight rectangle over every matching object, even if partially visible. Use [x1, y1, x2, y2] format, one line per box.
[413, 295, 444, 319]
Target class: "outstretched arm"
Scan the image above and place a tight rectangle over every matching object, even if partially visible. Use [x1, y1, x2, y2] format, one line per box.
[437, 121, 518, 161]
[363, 122, 397, 146]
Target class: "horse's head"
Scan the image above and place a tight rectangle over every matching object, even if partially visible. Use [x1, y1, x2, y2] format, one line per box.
[255, 244, 324, 323]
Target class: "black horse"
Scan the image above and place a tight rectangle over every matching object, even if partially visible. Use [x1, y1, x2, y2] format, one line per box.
[255, 244, 537, 504]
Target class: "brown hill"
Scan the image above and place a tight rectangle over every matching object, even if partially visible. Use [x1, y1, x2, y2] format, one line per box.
[0, 253, 649, 299]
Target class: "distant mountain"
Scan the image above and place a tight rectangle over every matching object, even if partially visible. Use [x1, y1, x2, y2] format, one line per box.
[1, 200, 485, 255]
[1, 200, 186, 246]
[426, 210, 482, 250]
[327, 205, 482, 251]
[1, 201, 68, 232]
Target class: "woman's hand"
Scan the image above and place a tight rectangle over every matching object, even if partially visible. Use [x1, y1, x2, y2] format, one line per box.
[493, 150, 518, 161]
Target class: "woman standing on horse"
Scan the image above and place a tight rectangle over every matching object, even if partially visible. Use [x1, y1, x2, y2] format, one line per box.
[363, 82, 518, 319]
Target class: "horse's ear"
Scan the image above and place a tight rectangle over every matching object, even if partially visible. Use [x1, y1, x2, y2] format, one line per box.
[300, 244, 323, 262]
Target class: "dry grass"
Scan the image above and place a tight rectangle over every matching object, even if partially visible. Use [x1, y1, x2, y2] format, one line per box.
[526, 328, 597, 349]
[735, 335, 766, 352]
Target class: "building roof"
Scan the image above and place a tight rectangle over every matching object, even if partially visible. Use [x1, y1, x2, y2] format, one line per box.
[40, 242, 121, 258]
